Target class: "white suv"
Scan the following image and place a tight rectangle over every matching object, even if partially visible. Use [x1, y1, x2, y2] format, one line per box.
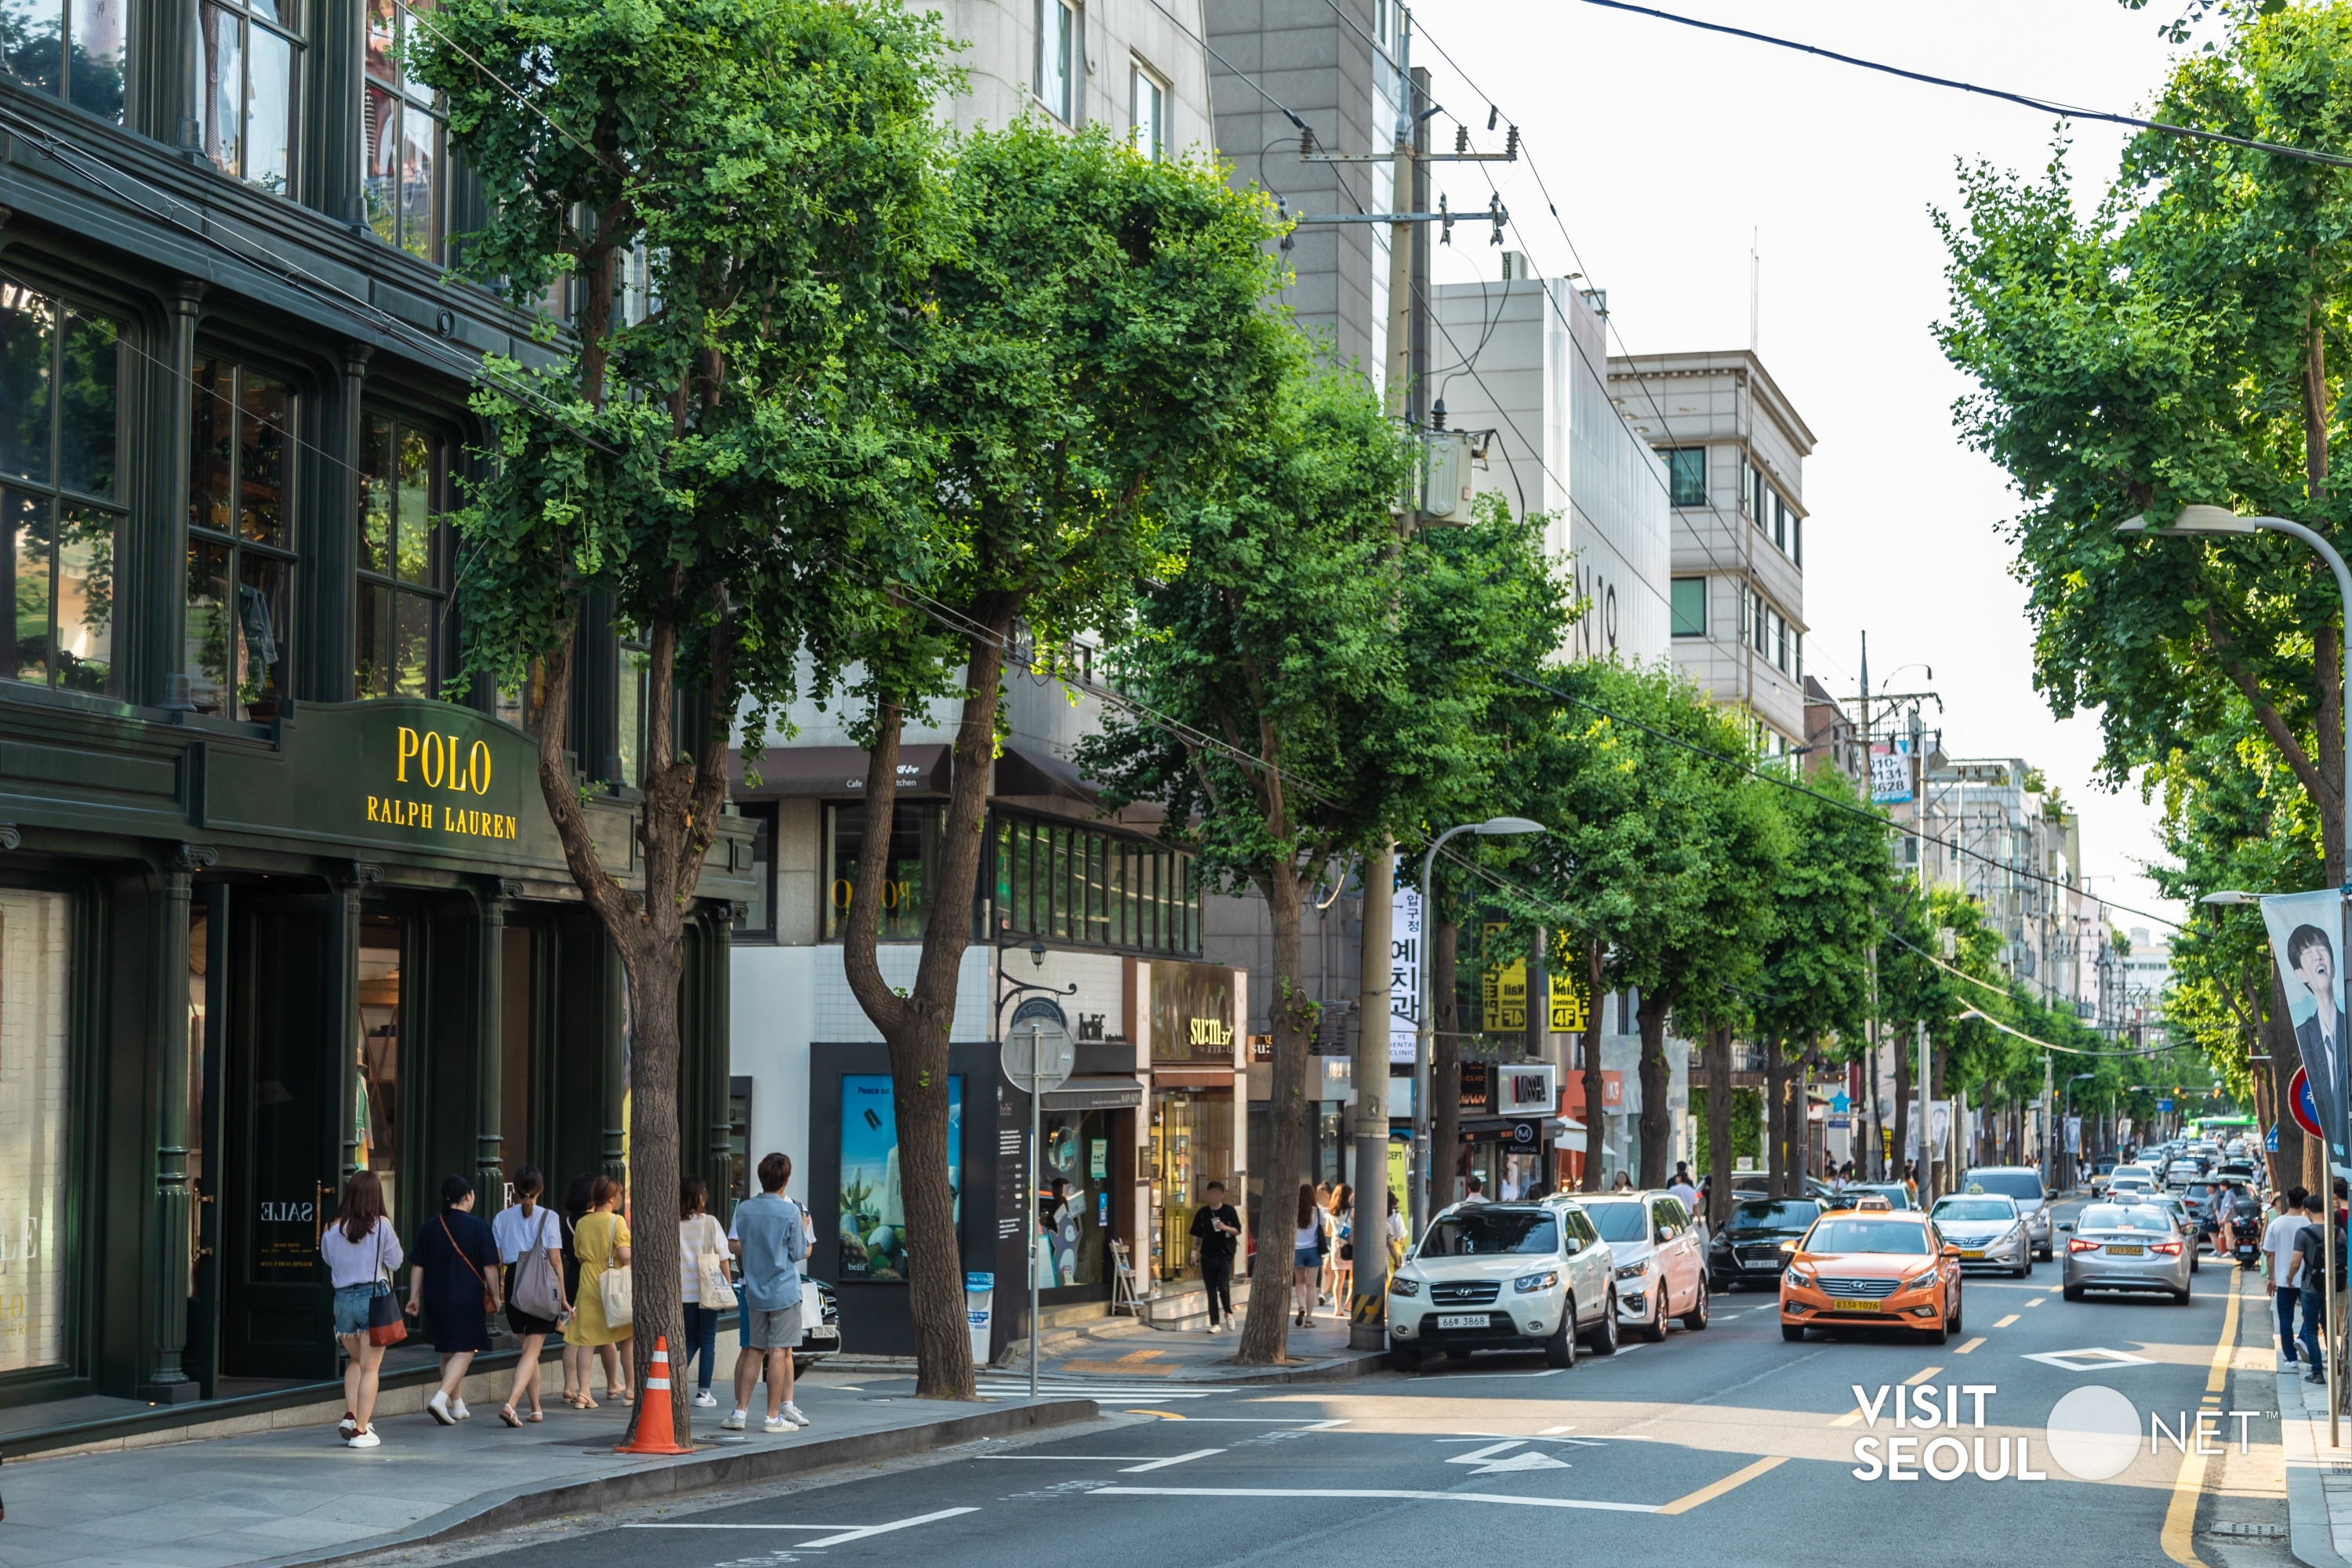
[1388, 1200, 1619, 1371]
[1581, 1191, 1710, 1340]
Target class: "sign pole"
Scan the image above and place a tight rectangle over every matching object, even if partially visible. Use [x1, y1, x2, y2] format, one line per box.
[1031, 1059, 1042, 1402]
[1001, 1018, 1073, 1406]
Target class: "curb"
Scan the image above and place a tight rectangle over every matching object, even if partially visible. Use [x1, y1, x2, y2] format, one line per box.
[1163, 1350, 1390, 1385]
[2278, 1368, 2352, 1568]
[234, 1398, 1098, 1568]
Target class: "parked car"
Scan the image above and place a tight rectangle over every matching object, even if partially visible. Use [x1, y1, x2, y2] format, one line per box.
[1958, 1167, 2056, 1261]
[1386, 1200, 1619, 1371]
[1929, 1193, 2033, 1276]
[2061, 1203, 2194, 1303]
[1780, 1207, 1965, 1345]
[2088, 1158, 2119, 1196]
[1710, 1198, 1826, 1292]
[1581, 1191, 1710, 1341]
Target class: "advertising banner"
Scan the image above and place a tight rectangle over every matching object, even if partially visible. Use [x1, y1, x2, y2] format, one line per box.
[1870, 739, 1912, 805]
[2262, 888, 2351, 1170]
[1391, 887, 1422, 1064]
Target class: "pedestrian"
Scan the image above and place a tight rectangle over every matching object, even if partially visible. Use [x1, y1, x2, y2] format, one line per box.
[558, 1173, 595, 1405]
[1330, 1183, 1355, 1308]
[1313, 1182, 1335, 1306]
[725, 1152, 810, 1434]
[679, 1175, 731, 1408]
[1189, 1180, 1242, 1332]
[1461, 1175, 1489, 1207]
[1610, 1170, 1635, 1193]
[492, 1165, 569, 1425]
[564, 1175, 633, 1406]
[320, 1170, 401, 1449]
[2292, 1189, 2339, 1384]
[406, 1174, 502, 1426]
[1524, 1181, 1552, 1201]
[1668, 1163, 1699, 1210]
[1903, 1163, 1918, 1206]
[1292, 1183, 1326, 1327]
[2266, 1185, 2310, 1369]
[1386, 1187, 1409, 1269]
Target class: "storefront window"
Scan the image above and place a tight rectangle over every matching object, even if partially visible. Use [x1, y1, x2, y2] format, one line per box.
[731, 803, 775, 941]
[0, 889, 72, 1373]
[356, 915, 401, 1231]
[837, 1072, 960, 1282]
[495, 924, 531, 1202]
[991, 814, 1200, 954]
[187, 357, 293, 720]
[824, 801, 946, 942]
[355, 410, 448, 698]
[196, 0, 299, 196]
[1149, 1088, 1231, 1283]
[363, 0, 445, 260]
[0, 0, 127, 123]
[1036, 1108, 1109, 1289]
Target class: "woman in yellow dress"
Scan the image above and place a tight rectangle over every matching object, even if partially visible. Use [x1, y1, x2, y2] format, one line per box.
[564, 1174, 633, 1406]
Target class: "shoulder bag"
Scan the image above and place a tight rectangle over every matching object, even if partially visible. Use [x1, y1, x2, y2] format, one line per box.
[441, 1212, 496, 1313]
[514, 1209, 565, 1320]
[695, 1216, 738, 1308]
[366, 1223, 408, 1347]
[596, 1215, 634, 1328]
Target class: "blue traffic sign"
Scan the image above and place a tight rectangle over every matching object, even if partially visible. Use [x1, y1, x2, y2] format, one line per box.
[2157, 1098, 2172, 1113]
[2270, 1123, 2281, 1153]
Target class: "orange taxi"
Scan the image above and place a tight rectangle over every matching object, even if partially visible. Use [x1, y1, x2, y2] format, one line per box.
[1778, 1203, 1964, 1345]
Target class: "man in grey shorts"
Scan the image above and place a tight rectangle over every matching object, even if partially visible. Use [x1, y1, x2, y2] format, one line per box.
[724, 1152, 808, 1433]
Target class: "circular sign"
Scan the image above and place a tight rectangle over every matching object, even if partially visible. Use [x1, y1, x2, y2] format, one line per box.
[2292, 1067, 2325, 1140]
[1001, 1018, 1075, 1095]
[2045, 1385, 2141, 1480]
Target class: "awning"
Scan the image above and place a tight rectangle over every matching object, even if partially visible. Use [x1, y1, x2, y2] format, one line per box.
[731, 743, 952, 798]
[1044, 1074, 1145, 1110]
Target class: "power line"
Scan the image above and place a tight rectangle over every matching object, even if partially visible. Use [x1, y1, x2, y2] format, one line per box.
[1884, 932, 2172, 1059]
[1578, 0, 2352, 170]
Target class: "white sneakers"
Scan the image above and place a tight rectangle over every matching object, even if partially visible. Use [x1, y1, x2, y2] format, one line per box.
[346, 1427, 381, 1448]
[762, 1414, 791, 1433]
[692, 1390, 717, 1408]
[780, 1403, 810, 1428]
[426, 1392, 456, 1426]
[721, 1409, 748, 1431]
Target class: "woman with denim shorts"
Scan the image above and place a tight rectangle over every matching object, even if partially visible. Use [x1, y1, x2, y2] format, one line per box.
[319, 1171, 404, 1448]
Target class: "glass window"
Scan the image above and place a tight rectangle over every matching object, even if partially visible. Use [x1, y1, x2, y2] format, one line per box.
[1669, 576, 1704, 638]
[0, 0, 123, 121]
[0, 888, 72, 1374]
[1036, 0, 1074, 122]
[1417, 1208, 1559, 1257]
[1130, 62, 1163, 158]
[0, 279, 121, 695]
[363, 0, 445, 260]
[824, 800, 946, 942]
[1791, 512, 1802, 568]
[355, 410, 448, 699]
[195, 0, 297, 195]
[1661, 445, 1705, 508]
[837, 1073, 961, 1282]
[186, 356, 293, 720]
[731, 802, 775, 942]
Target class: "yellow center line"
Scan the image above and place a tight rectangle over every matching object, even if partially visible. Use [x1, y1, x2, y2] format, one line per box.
[1655, 1454, 1788, 1515]
[1903, 1366, 1943, 1385]
[1994, 1314, 2020, 1328]
[1127, 1410, 1187, 1420]
[2159, 1272, 2242, 1566]
[1954, 1337, 1987, 1355]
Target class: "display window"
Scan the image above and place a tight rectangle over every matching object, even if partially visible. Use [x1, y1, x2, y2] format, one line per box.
[0, 888, 72, 1374]
[837, 1072, 961, 1282]
[1149, 1089, 1231, 1282]
[1035, 1107, 1110, 1290]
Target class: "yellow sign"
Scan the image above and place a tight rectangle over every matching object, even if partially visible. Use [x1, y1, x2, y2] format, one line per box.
[367, 725, 518, 840]
[1481, 924, 1588, 1034]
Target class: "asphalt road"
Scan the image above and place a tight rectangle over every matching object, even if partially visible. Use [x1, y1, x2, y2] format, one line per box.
[415, 1198, 2299, 1568]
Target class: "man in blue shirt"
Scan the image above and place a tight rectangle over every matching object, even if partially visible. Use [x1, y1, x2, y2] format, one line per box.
[724, 1152, 808, 1433]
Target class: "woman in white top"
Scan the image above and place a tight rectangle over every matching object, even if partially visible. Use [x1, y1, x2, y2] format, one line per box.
[678, 1176, 730, 1406]
[318, 1171, 402, 1448]
[490, 1164, 568, 1425]
[1292, 1184, 1327, 1327]
[1385, 1188, 1410, 1270]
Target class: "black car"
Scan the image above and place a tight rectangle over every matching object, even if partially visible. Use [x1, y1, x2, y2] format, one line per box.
[1709, 1198, 1824, 1291]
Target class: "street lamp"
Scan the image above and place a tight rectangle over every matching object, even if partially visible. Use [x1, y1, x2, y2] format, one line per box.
[1413, 816, 1545, 1240]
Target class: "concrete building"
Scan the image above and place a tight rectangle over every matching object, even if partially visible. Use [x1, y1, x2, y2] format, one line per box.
[1608, 350, 1815, 750]
[1802, 676, 1867, 786]
[939, 0, 1218, 151]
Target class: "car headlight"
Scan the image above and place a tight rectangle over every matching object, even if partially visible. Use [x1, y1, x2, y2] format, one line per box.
[1904, 1269, 1939, 1292]
[1513, 1271, 1559, 1294]
[1389, 1277, 1420, 1297]
[1613, 1261, 1648, 1280]
[1786, 1266, 1815, 1287]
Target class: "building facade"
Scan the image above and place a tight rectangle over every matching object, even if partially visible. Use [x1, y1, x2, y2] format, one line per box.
[0, 8, 753, 1436]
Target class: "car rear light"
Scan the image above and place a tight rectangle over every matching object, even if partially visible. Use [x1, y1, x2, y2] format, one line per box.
[2150, 1241, 2182, 1255]
[2069, 1237, 2100, 1254]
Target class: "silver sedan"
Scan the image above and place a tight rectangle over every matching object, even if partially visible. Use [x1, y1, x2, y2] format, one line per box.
[2060, 1203, 2194, 1304]
[1928, 1195, 2032, 1277]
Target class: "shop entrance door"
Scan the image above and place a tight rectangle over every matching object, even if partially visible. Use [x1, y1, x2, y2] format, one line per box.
[218, 897, 344, 1381]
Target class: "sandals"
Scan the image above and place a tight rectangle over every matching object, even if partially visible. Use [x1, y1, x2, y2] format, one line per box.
[499, 1404, 522, 1428]
[526, 1408, 545, 1423]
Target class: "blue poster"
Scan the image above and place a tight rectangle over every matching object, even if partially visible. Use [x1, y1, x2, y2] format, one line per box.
[838, 1073, 962, 1283]
[2262, 889, 2350, 1167]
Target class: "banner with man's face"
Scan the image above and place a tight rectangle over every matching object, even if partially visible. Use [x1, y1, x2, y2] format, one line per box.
[2262, 888, 2351, 1170]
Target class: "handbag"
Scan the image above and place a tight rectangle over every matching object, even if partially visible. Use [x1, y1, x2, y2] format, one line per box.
[441, 1213, 495, 1314]
[514, 1210, 564, 1320]
[365, 1225, 407, 1346]
[600, 1263, 634, 1327]
[695, 1215, 738, 1308]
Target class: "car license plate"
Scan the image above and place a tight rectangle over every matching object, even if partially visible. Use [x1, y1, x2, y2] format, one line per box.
[1436, 1313, 1487, 1330]
[1961, 1250, 1985, 1260]
[2108, 1244, 2144, 1256]
[1828, 1298, 1881, 1312]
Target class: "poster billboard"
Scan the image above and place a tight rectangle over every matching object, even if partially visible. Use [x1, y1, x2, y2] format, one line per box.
[1479, 924, 1586, 1035]
[1870, 739, 1912, 805]
[1390, 887, 1422, 1064]
[2262, 889, 2351, 1170]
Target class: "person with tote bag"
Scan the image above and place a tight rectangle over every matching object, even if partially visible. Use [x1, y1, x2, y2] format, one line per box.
[562, 1175, 633, 1406]
[492, 1164, 571, 1425]
[678, 1176, 734, 1407]
[318, 1171, 404, 1449]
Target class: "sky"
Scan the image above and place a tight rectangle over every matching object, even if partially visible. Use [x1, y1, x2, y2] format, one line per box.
[1408, 0, 2205, 933]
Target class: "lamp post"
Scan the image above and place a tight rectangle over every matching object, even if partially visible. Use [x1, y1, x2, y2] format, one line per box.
[2122, 504, 2352, 1438]
[1412, 817, 1544, 1242]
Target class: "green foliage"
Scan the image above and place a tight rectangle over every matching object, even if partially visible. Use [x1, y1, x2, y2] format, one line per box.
[1690, 1087, 1762, 1172]
[1751, 763, 1893, 1056]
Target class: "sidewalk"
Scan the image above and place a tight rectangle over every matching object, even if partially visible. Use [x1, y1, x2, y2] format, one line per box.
[844, 1298, 1388, 1386]
[0, 1356, 1093, 1568]
[2280, 1360, 2352, 1568]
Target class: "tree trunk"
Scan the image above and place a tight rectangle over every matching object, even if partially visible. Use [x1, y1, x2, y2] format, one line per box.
[1704, 1024, 1733, 1230]
[1581, 942, 1605, 1192]
[1761, 1036, 1788, 1200]
[840, 606, 1014, 1401]
[1238, 859, 1316, 1364]
[1789, 1040, 1813, 1194]
[1635, 989, 1674, 1189]
[1891, 1029, 1912, 1192]
[1432, 906, 1461, 1210]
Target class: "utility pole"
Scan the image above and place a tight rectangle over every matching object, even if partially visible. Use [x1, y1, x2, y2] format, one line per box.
[1351, 844, 1396, 1350]
[1860, 633, 1878, 1179]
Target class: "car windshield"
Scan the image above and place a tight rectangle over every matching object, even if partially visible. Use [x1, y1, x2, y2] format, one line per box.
[2082, 1205, 2174, 1233]
[1420, 1210, 1559, 1257]
[1584, 1203, 1650, 1243]
[1729, 1200, 1821, 1232]
[1804, 1218, 1932, 1254]
[1851, 1185, 1911, 1209]
[1932, 1200, 2015, 1222]
[1963, 1171, 2044, 1201]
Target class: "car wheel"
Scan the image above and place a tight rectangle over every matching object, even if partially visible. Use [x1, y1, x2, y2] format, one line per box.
[2013, 1254, 2031, 1279]
[1584, 1289, 1620, 1356]
[1922, 1314, 1949, 1346]
[2190, 1250, 2200, 1276]
[1642, 1291, 1669, 1344]
[1682, 1276, 1710, 1332]
[1390, 1343, 1421, 1374]
[1544, 1308, 1577, 1369]
[2174, 1285, 2193, 1305]
[1781, 1321, 1806, 1343]
[1947, 1286, 1962, 1338]
[2037, 1243, 2053, 1261]
[2063, 1284, 2085, 1302]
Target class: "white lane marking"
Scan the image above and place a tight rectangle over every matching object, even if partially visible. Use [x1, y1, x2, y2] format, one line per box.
[1089, 1486, 1653, 1513]
[1121, 1416, 1350, 1425]
[976, 1455, 1175, 1462]
[799, 1508, 982, 1548]
[1538, 1425, 1575, 1435]
[1118, 1447, 1225, 1472]
[1408, 1366, 1569, 1380]
[1445, 1440, 1573, 1474]
[2021, 1347, 2157, 1371]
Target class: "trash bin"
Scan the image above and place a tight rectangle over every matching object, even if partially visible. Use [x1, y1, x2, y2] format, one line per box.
[965, 1272, 995, 1368]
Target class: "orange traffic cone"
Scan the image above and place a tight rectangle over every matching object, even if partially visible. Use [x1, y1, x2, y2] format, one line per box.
[615, 1336, 694, 1456]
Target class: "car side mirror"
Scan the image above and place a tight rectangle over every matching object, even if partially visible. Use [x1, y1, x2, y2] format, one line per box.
[1654, 1227, 1671, 1243]
[1941, 1243, 1962, 1258]
[2057, 1222, 2074, 1232]
[1778, 1239, 1798, 1252]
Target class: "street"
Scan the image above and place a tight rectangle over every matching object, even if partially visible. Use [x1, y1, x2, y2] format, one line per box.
[403, 1202, 2296, 1568]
